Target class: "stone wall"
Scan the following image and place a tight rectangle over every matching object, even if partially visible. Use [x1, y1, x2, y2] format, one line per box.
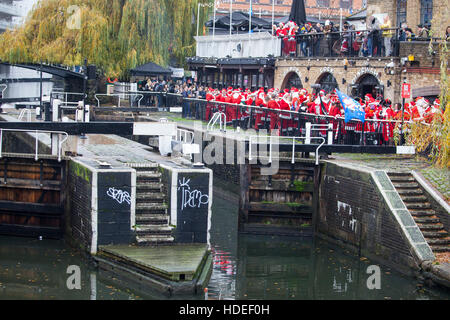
[274, 58, 401, 102]
[159, 164, 213, 244]
[66, 160, 94, 253]
[316, 161, 429, 275]
[65, 159, 136, 254]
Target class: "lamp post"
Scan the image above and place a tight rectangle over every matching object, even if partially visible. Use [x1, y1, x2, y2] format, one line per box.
[230, 0, 233, 57]
[400, 77, 406, 145]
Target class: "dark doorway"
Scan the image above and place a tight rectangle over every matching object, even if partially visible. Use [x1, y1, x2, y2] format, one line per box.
[352, 74, 382, 99]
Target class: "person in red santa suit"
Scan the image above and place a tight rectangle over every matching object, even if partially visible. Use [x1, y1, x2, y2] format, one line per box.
[278, 92, 293, 135]
[267, 93, 280, 132]
[287, 22, 299, 57]
[230, 88, 243, 126]
[223, 88, 233, 124]
[205, 88, 215, 121]
[411, 97, 430, 122]
[242, 91, 256, 129]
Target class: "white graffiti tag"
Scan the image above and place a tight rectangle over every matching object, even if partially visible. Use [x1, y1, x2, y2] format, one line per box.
[106, 187, 131, 205]
[178, 177, 209, 211]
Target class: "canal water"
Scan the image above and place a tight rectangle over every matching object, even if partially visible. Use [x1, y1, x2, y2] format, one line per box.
[0, 191, 449, 300]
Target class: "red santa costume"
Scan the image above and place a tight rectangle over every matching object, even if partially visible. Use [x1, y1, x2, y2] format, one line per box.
[205, 88, 215, 121]
[267, 96, 280, 131]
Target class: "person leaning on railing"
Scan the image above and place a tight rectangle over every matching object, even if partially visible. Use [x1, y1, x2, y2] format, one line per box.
[380, 16, 394, 56]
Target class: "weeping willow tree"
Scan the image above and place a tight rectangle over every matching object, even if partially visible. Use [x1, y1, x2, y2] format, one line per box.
[0, 0, 212, 78]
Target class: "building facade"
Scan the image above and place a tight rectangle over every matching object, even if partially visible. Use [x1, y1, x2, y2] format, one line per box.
[216, 0, 365, 21]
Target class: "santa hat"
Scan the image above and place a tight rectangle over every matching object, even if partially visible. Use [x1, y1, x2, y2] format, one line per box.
[434, 99, 440, 106]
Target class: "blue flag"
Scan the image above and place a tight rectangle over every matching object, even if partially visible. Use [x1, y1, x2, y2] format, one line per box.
[335, 89, 366, 123]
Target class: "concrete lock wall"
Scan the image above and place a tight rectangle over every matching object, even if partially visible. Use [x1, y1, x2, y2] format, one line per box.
[65, 159, 136, 254]
[316, 162, 434, 276]
[159, 164, 213, 245]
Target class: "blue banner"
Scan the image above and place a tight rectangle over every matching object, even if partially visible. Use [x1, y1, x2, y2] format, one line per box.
[335, 89, 366, 123]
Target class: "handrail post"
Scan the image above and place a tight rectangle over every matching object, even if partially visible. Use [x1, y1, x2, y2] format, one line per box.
[249, 136, 253, 162]
[35, 130, 39, 161]
[305, 122, 311, 144]
[0, 129, 2, 159]
[291, 137, 295, 164]
[269, 136, 272, 164]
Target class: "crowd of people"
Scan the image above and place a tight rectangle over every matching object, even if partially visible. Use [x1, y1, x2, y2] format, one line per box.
[200, 85, 442, 142]
[272, 17, 444, 58]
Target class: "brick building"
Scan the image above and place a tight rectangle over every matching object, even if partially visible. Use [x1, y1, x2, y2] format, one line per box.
[216, 0, 365, 21]
[190, 0, 449, 104]
[367, 0, 449, 37]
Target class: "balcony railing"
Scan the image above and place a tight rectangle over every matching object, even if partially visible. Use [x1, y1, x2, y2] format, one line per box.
[278, 28, 445, 58]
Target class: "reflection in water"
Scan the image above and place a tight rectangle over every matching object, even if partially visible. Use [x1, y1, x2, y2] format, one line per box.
[0, 236, 142, 300]
[0, 65, 55, 99]
[209, 195, 450, 300]
[0, 190, 449, 300]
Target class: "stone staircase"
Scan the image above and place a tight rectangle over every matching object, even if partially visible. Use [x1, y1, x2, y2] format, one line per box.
[387, 172, 450, 254]
[126, 163, 174, 246]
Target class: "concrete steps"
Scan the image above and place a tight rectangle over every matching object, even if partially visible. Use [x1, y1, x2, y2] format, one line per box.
[387, 172, 450, 254]
[126, 162, 173, 246]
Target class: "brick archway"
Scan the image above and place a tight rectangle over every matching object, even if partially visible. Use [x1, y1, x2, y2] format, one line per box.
[281, 71, 303, 90]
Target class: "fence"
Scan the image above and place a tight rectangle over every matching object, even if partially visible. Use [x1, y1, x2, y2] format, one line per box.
[119, 90, 411, 146]
[0, 129, 68, 162]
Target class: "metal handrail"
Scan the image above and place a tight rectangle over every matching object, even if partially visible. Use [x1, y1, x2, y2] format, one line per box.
[0, 84, 7, 96]
[50, 91, 87, 105]
[176, 129, 194, 144]
[248, 135, 325, 165]
[0, 129, 69, 162]
[95, 93, 144, 108]
[207, 112, 227, 132]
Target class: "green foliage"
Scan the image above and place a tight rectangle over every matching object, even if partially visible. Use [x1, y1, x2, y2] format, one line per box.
[0, 0, 212, 79]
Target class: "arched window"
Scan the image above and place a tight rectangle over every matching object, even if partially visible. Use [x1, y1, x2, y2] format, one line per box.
[420, 0, 433, 25]
[396, 0, 407, 27]
[283, 72, 303, 90]
[317, 73, 338, 94]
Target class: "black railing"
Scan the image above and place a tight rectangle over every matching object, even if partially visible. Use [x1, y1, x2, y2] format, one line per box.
[127, 90, 409, 146]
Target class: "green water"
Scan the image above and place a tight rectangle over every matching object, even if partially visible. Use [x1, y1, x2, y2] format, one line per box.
[0, 194, 449, 300]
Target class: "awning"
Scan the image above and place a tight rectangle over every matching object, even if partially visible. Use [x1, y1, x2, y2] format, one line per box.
[130, 62, 173, 76]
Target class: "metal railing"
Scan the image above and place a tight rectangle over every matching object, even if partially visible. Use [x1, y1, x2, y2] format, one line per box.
[94, 93, 144, 108]
[249, 135, 326, 165]
[18, 108, 32, 122]
[207, 112, 227, 133]
[120, 90, 424, 146]
[50, 91, 86, 105]
[176, 128, 195, 144]
[0, 84, 7, 97]
[0, 129, 69, 162]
